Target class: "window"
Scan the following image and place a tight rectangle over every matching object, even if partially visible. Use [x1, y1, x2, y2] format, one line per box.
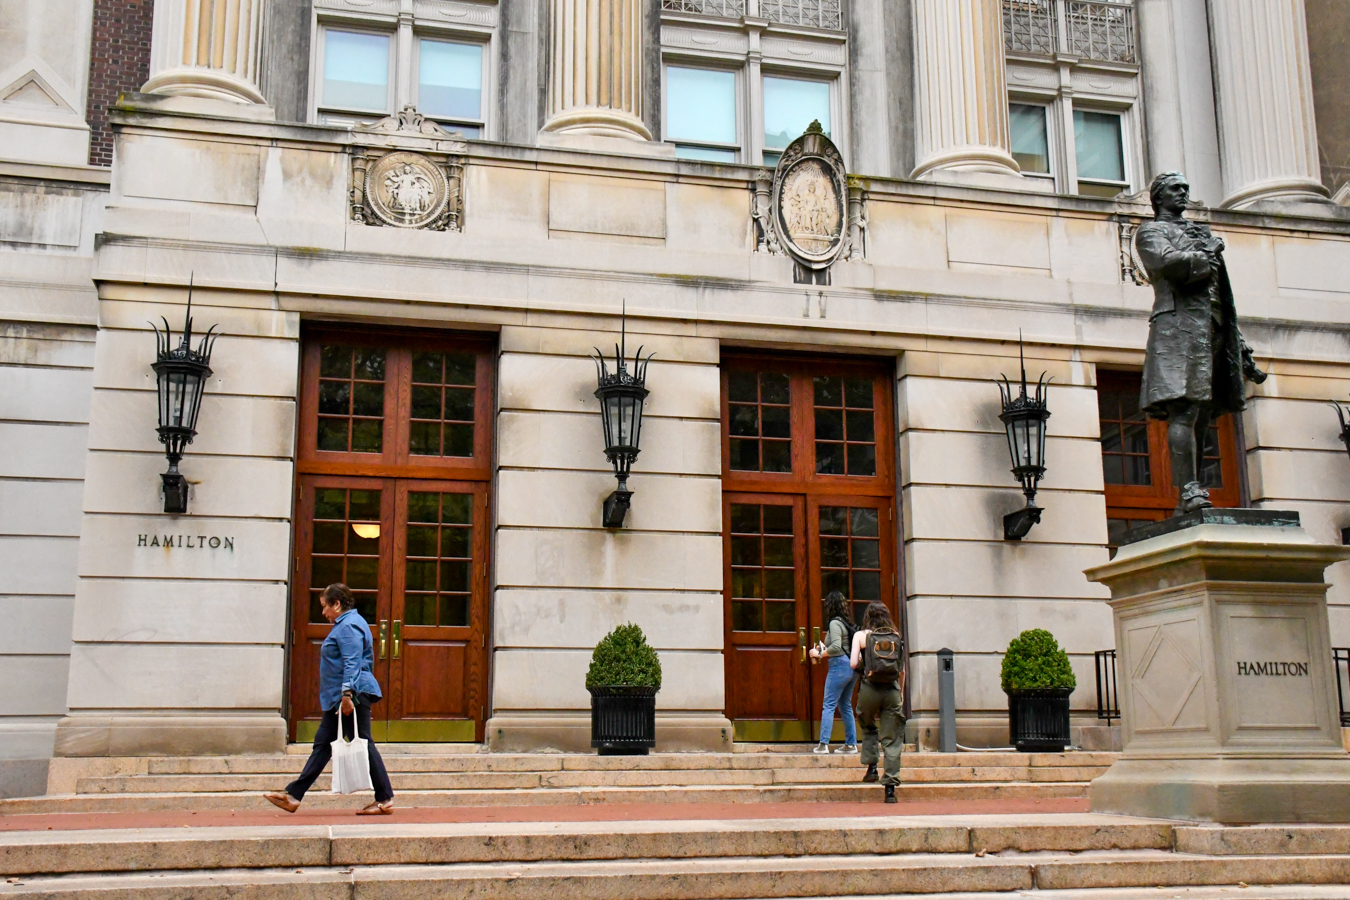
[312, 10, 493, 136]
[1010, 103, 1052, 179]
[319, 30, 392, 120]
[1097, 370, 1242, 554]
[1074, 110, 1126, 197]
[762, 76, 831, 168]
[1003, 0, 1139, 197]
[661, 0, 845, 166]
[666, 66, 739, 161]
[416, 39, 485, 137]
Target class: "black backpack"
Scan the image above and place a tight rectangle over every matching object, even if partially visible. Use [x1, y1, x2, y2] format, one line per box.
[831, 615, 857, 658]
[864, 628, 903, 684]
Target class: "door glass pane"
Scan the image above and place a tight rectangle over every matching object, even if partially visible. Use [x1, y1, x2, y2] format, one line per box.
[316, 345, 385, 453]
[819, 505, 881, 625]
[323, 30, 390, 111]
[1074, 109, 1125, 182]
[813, 376, 876, 476]
[1200, 421, 1224, 488]
[1010, 104, 1050, 174]
[763, 76, 830, 154]
[404, 491, 473, 627]
[309, 487, 381, 624]
[729, 503, 796, 632]
[419, 39, 482, 123]
[667, 67, 737, 146]
[1097, 377, 1151, 486]
[409, 352, 476, 458]
[728, 371, 792, 472]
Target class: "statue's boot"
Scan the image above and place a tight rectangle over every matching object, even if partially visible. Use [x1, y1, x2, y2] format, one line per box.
[1177, 481, 1213, 515]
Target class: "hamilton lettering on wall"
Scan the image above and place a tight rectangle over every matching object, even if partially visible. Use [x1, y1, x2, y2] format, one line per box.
[1236, 661, 1310, 677]
[137, 534, 235, 550]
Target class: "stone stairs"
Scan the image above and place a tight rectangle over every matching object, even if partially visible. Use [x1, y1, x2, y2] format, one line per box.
[2, 815, 1349, 899]
[2, 749, 1116, 814]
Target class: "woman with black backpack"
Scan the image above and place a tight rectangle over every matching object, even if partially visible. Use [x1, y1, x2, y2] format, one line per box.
[807, 590, 858, 754]
[850, 600, 905, 803]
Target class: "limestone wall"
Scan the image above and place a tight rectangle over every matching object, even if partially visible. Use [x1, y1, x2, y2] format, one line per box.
[55, 102, 1350, 751]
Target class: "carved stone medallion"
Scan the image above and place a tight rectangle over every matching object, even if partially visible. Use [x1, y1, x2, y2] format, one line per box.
[770, 121, 849, 270]
[364, 151, 451, 229]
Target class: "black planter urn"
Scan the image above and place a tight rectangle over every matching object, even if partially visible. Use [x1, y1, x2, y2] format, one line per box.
[589, 686, 658, 755]
[1007, 688, 1072, 752]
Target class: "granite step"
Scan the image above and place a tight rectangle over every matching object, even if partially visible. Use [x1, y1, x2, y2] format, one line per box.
[0, 816, 1177, 876]
[69, 764, 1110, 795]
[3, 850, 1348, 899]
[0, 780, 1090, 815]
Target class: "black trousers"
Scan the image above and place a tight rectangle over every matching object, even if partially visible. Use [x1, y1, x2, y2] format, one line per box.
[286, 696, 393, 803]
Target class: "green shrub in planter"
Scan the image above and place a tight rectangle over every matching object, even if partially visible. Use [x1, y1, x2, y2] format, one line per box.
[587, 624, 661, 755]
[586, 623, 662, 690]
[1000, 628, 1076, 693]
[1001, 628, 1075, 752]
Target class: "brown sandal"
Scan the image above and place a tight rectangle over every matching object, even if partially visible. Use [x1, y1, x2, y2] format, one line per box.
[356, 801, 394, 815]
[264, 792, 300, 813]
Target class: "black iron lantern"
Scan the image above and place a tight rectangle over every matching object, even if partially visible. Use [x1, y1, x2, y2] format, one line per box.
[996, 338, 1051, 541]
[1333, 398, 1350, 461]
[149, 283, 218, 514]
[592, 311, 653, 528]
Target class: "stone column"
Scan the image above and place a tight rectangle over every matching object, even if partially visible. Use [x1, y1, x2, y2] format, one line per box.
[541, 0, 651, 142]
[1207, 0, 1328, 208]
[143, 0, 268, 105]
[910, 0, 1020, 180]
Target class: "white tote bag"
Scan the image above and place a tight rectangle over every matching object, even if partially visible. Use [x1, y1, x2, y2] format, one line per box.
[330, 711, 374, 795]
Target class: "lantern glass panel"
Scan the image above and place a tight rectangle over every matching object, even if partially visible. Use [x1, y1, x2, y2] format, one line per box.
[169, 371, 189, 427]
[605, 395, 624, 448]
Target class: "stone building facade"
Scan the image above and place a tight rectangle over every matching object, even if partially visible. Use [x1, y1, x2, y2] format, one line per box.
[4, 0, 1350, 792]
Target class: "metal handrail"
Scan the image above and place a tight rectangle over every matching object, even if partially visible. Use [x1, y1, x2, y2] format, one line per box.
[1094, 649, 1119, 724]
[1335, 648, 1350, 728]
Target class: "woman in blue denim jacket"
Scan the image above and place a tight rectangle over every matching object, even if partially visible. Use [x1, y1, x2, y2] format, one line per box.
[265, 584, 394, 815]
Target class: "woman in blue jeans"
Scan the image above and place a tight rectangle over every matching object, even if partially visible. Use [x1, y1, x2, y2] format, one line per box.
[808, 591, 858, 754]
[264, 583, 394, 815]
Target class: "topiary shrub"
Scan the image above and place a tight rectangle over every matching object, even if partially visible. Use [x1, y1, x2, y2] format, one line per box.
[1000, 628, 1076, 693]
[586, 623, 662, 691]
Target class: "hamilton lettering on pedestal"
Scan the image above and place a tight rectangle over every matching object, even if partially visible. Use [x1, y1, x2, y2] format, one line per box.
[1237, 661, 1310, 677]
[137, 534, 234, 550]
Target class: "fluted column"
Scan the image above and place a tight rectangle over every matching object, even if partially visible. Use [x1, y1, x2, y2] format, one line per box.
[541, 0, 651, 142]
[143, 0, 268, 105]
[910, 0, 1020, 179]
[1207, 0, 1327, 208]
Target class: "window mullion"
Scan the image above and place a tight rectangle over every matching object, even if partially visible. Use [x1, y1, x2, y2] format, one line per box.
[395, 14, 414, 110]
[1058, 91, 1079, 193]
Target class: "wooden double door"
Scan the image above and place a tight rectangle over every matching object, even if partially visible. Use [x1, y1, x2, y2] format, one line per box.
[721, 356, 900, 742]
[288, 330, 493, 743]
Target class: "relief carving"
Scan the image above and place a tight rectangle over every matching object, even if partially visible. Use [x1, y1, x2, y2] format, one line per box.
[756, 120, 856, 272]
[349, 106, 466, 231]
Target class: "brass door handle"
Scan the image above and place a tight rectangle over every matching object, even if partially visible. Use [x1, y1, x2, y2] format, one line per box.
[392, 619, 401, 659]
[378, 620, 388, 660]
[798, 627, 807, 663]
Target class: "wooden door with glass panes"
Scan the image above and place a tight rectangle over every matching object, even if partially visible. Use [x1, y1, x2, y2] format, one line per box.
[288, 331, 493, 743]
[721, 356, 898, 742]
[1097, 369, 1241, 554]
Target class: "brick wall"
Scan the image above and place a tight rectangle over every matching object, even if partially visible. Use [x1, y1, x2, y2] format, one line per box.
[85, 0, 154, 167]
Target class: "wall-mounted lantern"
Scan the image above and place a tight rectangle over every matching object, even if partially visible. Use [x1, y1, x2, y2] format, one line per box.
[592, 309, 654, 529]
[149, 280, 218, 514]
[996, 338, 1051, 541]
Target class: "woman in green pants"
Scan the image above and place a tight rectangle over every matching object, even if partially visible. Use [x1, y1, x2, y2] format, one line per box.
[849, 601, 906, 802]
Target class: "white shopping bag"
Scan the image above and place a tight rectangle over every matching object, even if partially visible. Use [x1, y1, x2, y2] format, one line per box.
[330, 711, 374, 795]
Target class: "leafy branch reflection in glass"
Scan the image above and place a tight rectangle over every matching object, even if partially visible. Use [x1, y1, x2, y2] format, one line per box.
[149, 276, 218, 514]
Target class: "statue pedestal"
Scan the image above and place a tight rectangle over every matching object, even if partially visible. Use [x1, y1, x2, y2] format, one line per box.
[1085, 510, 1350, 823]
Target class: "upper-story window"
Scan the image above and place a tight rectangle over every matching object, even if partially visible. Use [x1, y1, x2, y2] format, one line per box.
[660, 0, 845, 166]
[311, 0, 496, 138]
[1002, 0, 1140, 198]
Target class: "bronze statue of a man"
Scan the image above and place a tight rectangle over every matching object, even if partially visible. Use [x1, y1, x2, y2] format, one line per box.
[1137, 172, 1266, 515]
